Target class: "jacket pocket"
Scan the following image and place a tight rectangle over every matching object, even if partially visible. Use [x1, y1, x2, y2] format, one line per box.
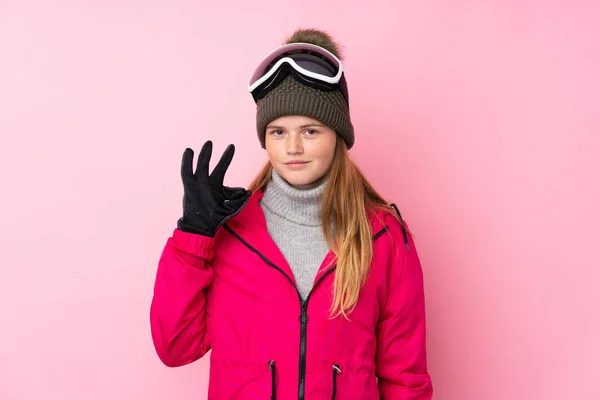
[306, 361, 379, 399]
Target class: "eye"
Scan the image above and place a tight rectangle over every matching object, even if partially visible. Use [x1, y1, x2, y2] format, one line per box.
[270, 129, 284, 136]
[305, 129, 318, 136]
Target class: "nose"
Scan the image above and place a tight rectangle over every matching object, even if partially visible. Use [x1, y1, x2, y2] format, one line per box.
[286, 133, 303, 155]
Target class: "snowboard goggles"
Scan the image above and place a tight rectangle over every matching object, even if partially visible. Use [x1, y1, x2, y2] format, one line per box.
[248, 42, 348, 104]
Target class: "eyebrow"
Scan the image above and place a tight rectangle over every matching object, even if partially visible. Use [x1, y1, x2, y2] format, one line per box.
[266, 123, 326, 130]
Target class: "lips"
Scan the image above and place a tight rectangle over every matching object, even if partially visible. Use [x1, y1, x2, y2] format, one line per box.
[285, 161, 309, 165]
[284, 161, 310, 170]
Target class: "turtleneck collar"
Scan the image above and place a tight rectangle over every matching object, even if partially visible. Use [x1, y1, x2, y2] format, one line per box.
[259, 169, 326, 227]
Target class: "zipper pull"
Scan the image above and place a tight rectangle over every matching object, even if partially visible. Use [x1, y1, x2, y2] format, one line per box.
[299, 300, 309, 324]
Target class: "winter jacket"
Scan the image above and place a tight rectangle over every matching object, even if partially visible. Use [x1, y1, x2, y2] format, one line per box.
[150, 191, 433, 399]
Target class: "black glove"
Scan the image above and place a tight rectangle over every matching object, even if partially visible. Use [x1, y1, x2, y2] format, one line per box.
[177, 140, 252, 237]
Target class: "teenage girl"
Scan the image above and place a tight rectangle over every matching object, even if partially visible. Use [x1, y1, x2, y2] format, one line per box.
[150, 28, 433, 399]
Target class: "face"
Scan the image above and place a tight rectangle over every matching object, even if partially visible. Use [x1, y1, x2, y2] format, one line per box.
[265, 115, 337, 190]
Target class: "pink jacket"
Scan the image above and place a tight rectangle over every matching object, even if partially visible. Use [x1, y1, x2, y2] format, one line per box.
[150, 191, 433, 399]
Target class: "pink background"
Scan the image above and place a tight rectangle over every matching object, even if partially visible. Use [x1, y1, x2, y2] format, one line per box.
[1, 1, 599, 399]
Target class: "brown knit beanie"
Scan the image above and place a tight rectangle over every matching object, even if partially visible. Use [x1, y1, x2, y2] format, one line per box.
[255, 29, 355, 149]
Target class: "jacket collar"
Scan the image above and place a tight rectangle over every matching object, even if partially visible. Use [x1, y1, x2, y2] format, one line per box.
[224, 191, 298, 284]
[223, 190, 390, 286]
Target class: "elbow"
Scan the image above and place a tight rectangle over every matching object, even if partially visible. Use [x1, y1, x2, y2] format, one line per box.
[378, 371, 433, 400]
[156, 352, 178, 368]
[151, 325, 206, 368]
[157, 350, 188, 368]
[152, 335, 180, 368]
[150, 324, 186, 368]
[152, 336, 194, 368]
[399, 371, 433, 399]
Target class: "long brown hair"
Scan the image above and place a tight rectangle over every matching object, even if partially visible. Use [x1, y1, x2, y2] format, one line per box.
[248, 136, 405, 318]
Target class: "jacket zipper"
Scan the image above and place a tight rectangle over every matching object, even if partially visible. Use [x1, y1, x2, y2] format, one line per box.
[390, 203, 410, 250]
[297, 267, 337, 400]
[298, 300, 309, 399]
[224, 224, 388, 400]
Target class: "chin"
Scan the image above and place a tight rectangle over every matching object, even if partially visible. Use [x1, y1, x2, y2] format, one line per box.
[278, 170, 324, 189]
[282, 174, 312, 186]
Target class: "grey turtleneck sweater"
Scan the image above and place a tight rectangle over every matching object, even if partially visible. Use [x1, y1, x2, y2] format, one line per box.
[259, 170, 330, 300]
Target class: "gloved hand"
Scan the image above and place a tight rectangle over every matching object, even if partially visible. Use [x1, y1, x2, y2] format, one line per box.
[177, 140, 252, 237]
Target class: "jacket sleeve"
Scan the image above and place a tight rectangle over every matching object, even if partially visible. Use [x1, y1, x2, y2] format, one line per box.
[375, 216, 433, 399]
[150, 228, 215, 367]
